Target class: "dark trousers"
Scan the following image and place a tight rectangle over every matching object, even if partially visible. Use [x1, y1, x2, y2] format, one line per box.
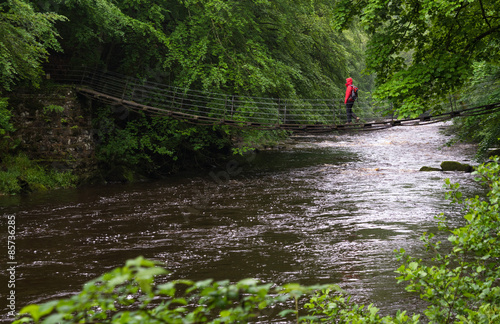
[346, 101, 357, 123]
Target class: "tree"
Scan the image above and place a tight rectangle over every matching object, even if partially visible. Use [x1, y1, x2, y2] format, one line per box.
[0, 0, 66, 92]
[334, 0, 500, 117]
[451, 62, 500, 158]
[30, 0, 170, 70]
[155, 0, 357, 99]
[34, 0, 364, 99]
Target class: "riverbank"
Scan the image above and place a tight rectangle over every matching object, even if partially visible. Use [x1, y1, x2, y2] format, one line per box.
[1, 86, 291, 195]
[0, 154, 78, 195]
[0, 120, 479, 196]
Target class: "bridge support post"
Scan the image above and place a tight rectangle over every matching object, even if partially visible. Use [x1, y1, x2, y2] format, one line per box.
[79, 68, 88, 86]
[224, 96, 228, 119]
[231, 95, 235, 118]
[277, 98, 280, 124]
[332, 99, 336, 124]
[275, 98, 286, 125]
[121, 78, 129, 100]
[283, 99, 287, 124]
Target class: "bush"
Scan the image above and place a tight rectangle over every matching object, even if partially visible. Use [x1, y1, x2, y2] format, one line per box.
[0, 170, 21, 194]
[13, 256, 336, 324]
[0, 97, 15, 154]
[395, 156, 500, 323]
[93, 106, 235, 177]
[0, 154, 77, 195]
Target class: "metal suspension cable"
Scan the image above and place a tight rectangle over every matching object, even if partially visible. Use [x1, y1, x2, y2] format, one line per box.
[45, 66, 500, 132]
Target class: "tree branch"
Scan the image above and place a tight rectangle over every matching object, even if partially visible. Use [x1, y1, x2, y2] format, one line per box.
[478, 0, 491, 29]
[464, 24, 500, 55]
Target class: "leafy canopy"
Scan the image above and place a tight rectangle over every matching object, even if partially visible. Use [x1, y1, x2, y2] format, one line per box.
[334, 0, 500, 117]
[33, 0, 364, 99]
[157, 0, 353, 98]
[0, 0, 66, 92]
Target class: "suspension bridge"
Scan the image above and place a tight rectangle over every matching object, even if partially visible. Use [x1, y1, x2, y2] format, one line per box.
[47, 67, 500, 133]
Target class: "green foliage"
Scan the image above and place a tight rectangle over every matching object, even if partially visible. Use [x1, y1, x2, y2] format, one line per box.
[155, 0, 373, 99]
[0, 97, 13, 131]
[35, 0, 369, 99]
[157, 0, 348, 98]
[0, 96, 15, 154]
[42, 104, 64, 114]
[451, 62, 500, 158]
[0, 0, 66, 92]
[396, 157, 500, 323]
[303, 288, 420, 323]
[94, 106, 233, 176]
[0, 154, 77, 195]
[231, 128, 289, 155]
[333, 0, 500, 117]
[13, 256, 335, 324]
[35, 0, 169, 68]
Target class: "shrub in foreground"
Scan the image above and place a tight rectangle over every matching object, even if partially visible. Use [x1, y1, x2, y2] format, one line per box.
[395, 157, 500, 323]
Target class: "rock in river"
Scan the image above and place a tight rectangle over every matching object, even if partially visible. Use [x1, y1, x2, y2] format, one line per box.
[440, 161, 474, 172]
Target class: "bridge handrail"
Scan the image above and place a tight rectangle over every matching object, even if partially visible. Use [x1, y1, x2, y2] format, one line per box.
[44, 66, 500, 131]
[45, 66, 393, 125]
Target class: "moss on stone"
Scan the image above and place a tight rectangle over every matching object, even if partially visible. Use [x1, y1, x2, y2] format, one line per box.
[419, 166, 442, 172]
[440, 161, 473, 172]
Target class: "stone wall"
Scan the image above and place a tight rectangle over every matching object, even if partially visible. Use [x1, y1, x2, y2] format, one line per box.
[10, 86, 97, 178]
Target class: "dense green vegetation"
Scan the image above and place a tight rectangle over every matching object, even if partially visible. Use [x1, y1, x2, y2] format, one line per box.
[1, 0, 499, 188]
[93, 106, 234, 179]
[450, 63, 500, 159]
[0, 153, 77, 194]
[334, 0, 500, 116]
[13, 158, 500, 323]
[0, 0, 370, 190]
[0, 0, 65, 91]
[44, 0, 368, 97]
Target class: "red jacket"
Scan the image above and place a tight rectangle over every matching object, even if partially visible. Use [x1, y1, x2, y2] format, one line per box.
[345, 77, 354, 104]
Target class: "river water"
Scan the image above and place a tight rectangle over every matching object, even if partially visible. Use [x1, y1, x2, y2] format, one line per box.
[0, 122, 483, 322]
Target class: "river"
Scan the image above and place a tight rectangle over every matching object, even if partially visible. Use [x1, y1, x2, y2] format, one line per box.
[0, 122, 483, 322]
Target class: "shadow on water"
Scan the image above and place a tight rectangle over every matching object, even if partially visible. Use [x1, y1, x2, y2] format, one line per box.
[0, 122, 485, 322]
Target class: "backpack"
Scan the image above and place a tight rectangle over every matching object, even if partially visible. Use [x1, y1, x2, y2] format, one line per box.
[349, 85, 358, 101]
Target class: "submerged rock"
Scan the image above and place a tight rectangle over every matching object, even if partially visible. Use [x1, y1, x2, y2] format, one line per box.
[419, 166, 441, 172]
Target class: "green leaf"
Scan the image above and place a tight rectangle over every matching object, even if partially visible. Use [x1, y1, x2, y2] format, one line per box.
[41, 314, 65, 324]
[18, 305, 41, 322]
[278, 309, 296, 317]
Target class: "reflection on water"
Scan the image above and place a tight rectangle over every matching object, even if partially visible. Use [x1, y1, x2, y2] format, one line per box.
[0, 122, 482, 321]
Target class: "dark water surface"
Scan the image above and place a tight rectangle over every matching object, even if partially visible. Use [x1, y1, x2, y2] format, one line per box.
[1, 122, 483, 322]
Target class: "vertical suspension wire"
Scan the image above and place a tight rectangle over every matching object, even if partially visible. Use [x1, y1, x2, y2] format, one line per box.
[50, 66, 498, 128]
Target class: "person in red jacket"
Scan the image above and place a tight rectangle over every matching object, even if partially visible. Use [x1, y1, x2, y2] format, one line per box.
[344, 77, 359, 123]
